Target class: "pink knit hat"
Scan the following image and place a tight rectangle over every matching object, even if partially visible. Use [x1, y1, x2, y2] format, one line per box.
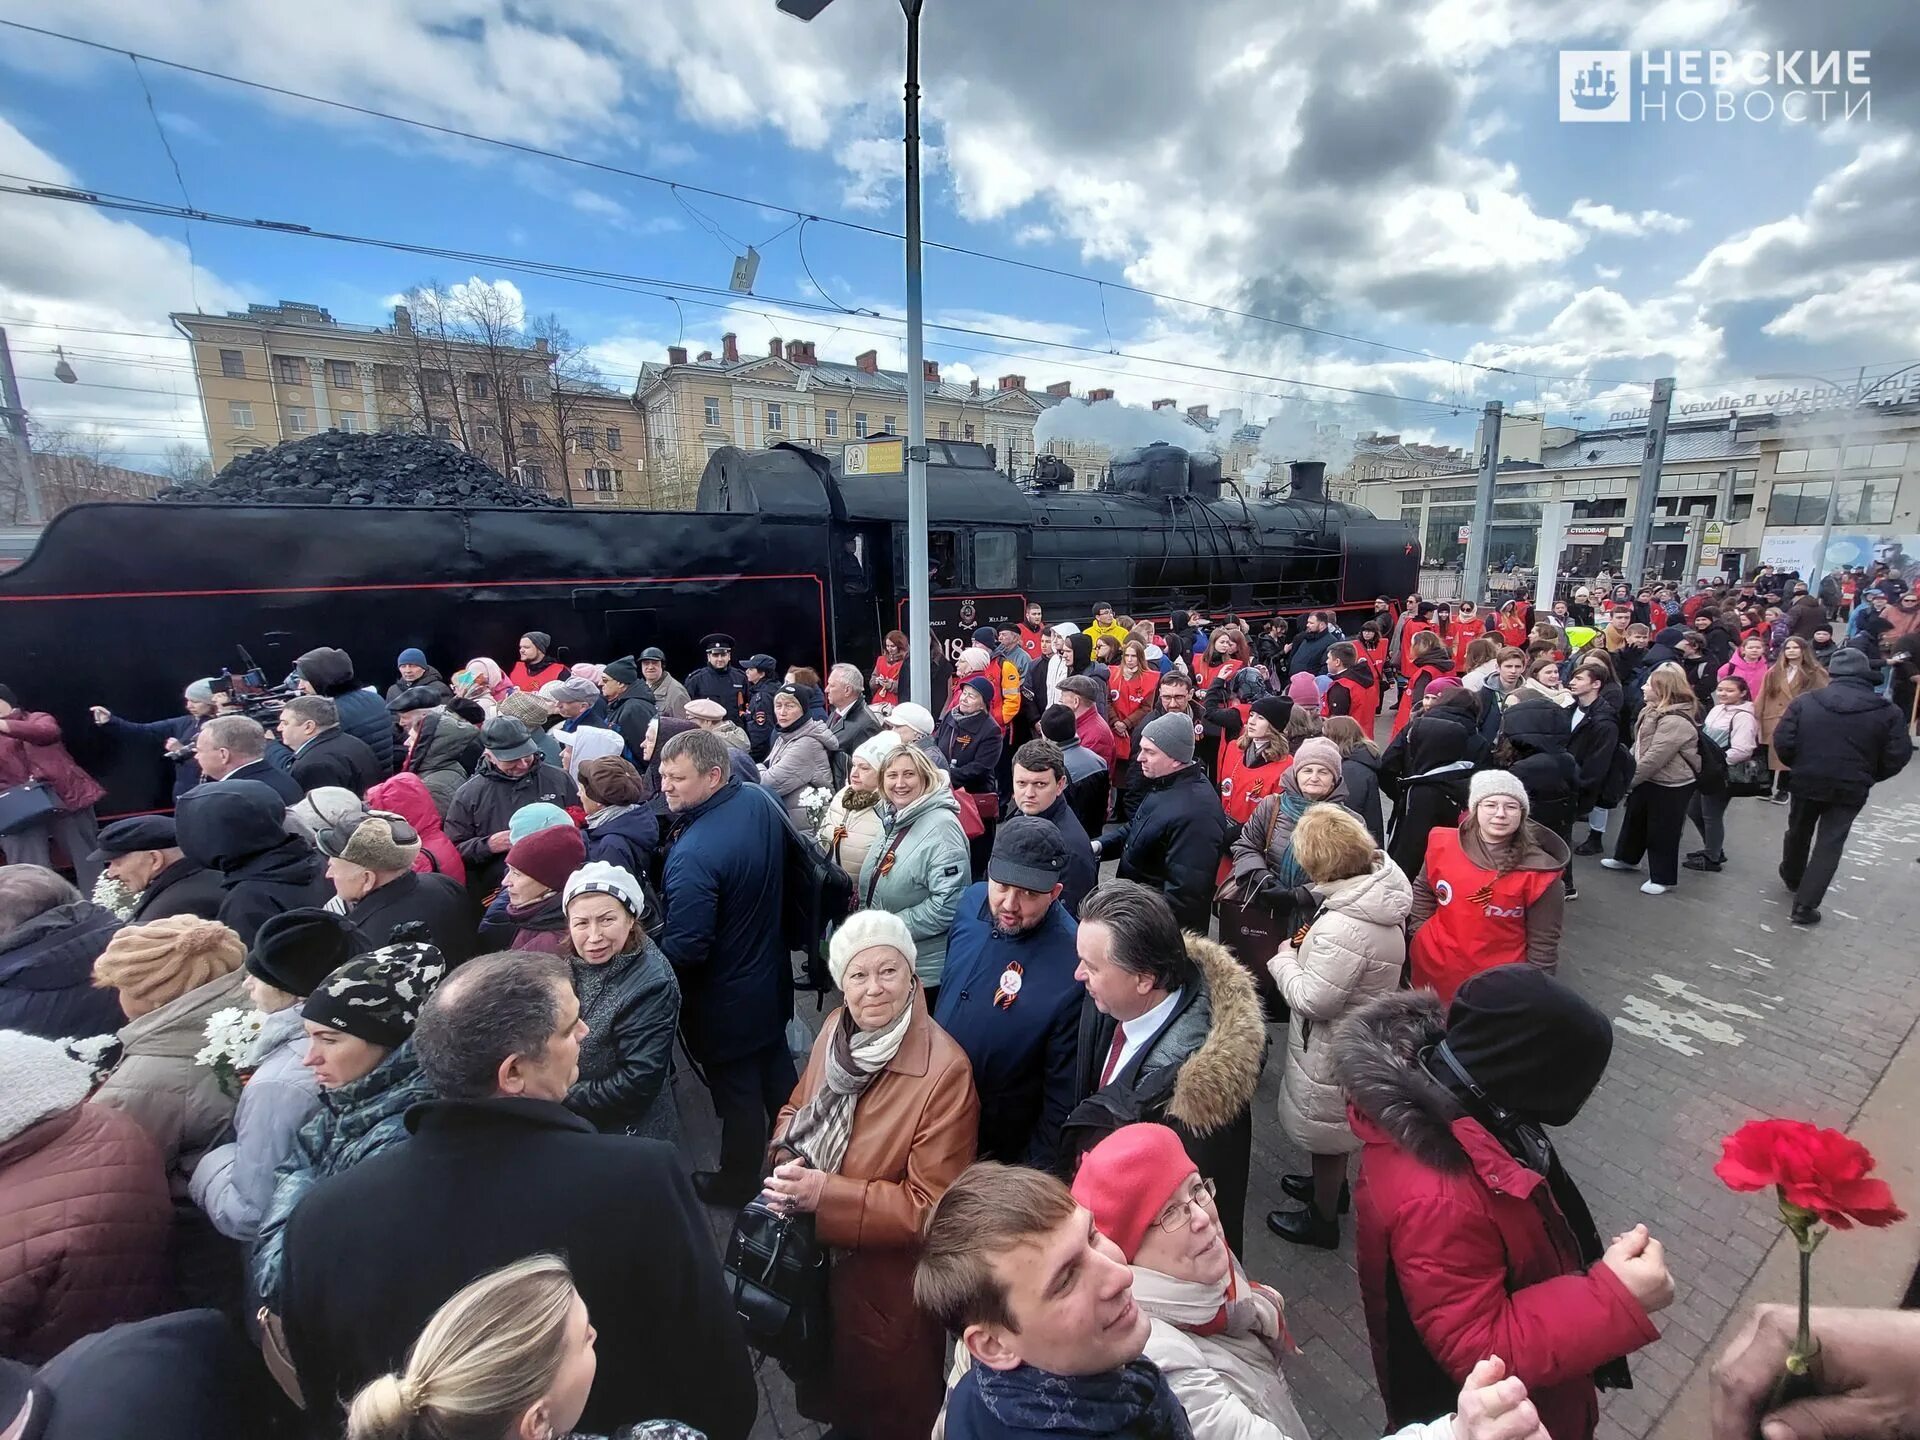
[1071, 1123, 1198, 1262]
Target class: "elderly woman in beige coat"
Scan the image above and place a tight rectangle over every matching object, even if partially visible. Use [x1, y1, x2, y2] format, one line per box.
[815, 732, 902, 882]
[1265, 804, 1411, 1251]
[89, 914, 250, 1196]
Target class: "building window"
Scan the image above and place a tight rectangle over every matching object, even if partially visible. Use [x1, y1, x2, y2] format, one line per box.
[520, 374, 540, 401]
[572, 426, 596, 452]
[520, 462, 545, 488]
[339, 412, 362, 433]
[854, 412, 869, 438]
[228, 401, 255, 430]
[287, 407, 308, 435]
[432, 420, 452, 440]
[883, 415, 897, 434]
[766, 402, 783, 432]
[382, 415, 406, 434]
[473, 422, 494, 444]
[423, 370, 448, 396]
[520, 422, 541, 446]
[938, 420, 950, 439]
[585, 466, 620, 492]
[703, 396, 721, 427]
[328, 360, 355, 389]
[1871, 441, 1909, 468]
[824, 409, 839, 437]
[219, 349, 245, 378]
[275, 355, 305, 385]
[605, 427, 622, 451]
[964, 423, 975, 440]
[377, 365, 404, 393]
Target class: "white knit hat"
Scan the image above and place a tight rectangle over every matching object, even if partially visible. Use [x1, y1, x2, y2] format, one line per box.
[889, 702, 936, 738]
[564, 860, 648, 921]
[852, 731, 903, 773]
[1468, 769, 1530, 815]
[827, 910, 917, 990]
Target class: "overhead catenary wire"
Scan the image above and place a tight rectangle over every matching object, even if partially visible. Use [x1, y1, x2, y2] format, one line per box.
[0, 177, 1483, 418]
[0, 17, 1646, 389]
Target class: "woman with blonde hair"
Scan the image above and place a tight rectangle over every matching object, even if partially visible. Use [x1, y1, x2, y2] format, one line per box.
[1265, 804, 1411, 1250]
[1600, 662, 1701, 895]
[345, 1254, 606, 1440]
[856, 741, 969, 1001]
[1756, 636, 1827, 804]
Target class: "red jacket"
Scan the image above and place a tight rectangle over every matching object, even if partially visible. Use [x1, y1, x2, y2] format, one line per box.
[1338, 991, 1659, 1440]
[1074, 704, 1116, 766]
[1016, 624, 1049, 664]
[0, 710, 105, 813]
[365, 772, 467, 886]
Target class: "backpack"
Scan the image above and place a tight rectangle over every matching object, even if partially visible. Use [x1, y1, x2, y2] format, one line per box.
[1596, 743, 1637, 809]
[1691, 722, 1730, 796]
[747, 784, 854, 994]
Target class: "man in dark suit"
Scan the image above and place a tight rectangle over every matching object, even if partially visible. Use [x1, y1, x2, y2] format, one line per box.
[279, 952, 756, 1440]
[191, 714, 303, 805]
[277, 696, 381, 796]
[823, 661, 883, 783]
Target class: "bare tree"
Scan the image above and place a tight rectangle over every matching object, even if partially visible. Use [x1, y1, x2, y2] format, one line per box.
[159, 441, 213, 487]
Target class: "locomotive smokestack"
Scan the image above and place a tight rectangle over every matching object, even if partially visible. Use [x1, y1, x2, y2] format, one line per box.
[1289, 461, 1326, 501]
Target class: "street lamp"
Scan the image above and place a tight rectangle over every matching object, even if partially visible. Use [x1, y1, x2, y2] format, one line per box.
[779, 0, 933, 709]
[1759, 364, 1920, 589]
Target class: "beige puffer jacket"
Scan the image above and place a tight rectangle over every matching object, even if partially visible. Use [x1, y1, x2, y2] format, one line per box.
[815, 785, 887, 881]
[91, 968, 249, 1196]
[1269, 853, 1412, 1155]
[1633, 704, 1701, 787]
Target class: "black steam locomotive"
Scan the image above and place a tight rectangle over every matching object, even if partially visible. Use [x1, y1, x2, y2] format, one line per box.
[0, 438, 1416, 813]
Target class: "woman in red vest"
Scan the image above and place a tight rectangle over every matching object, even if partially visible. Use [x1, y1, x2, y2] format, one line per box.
[1214, 694, 1294, 827]
[1191, 625, 1248, 691]
[1494, 603, 1529, 649]
[1391, 630, 1455, 738]
[870, 630, 906, 708]
[1407, 770, 1569, 1004]
[1107, 639, 1160, 760]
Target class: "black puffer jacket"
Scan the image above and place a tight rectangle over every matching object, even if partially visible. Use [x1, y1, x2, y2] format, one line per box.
[0, 901, 123, 1039]
[1497, 697, 1580, 835]
[1771, 674, 1913, 807]
[294, 647, 395, 777]
[1380, 704, 1481, 880]
[1096, 762, 1232, 934]
[1342, 745, 1386, 844]
[175, 780, 332, 944]
[1567, 685, 1624, 811]
[442, 759, 582, 895]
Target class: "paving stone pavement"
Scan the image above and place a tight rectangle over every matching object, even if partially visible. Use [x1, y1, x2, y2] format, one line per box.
[673, 764, 1920, 1440]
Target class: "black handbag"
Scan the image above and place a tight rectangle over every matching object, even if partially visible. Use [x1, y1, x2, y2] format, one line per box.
[722, 1142, 830, 1378]
[0, 781, 57, 835]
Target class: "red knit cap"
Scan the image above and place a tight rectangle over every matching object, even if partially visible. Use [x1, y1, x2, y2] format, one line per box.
[1070, 1123, 1198, 1262]
[506, 823, 586, 894]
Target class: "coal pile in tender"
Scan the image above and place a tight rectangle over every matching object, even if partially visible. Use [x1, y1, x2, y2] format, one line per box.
[154, 429, 566, 508]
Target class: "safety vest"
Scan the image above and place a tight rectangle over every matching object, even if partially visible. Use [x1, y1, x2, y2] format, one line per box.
[1408, 826, 1560, 1004]
[1217, 743, 1291, 827]
[1192, 655, 1243, 692]
[1328, 673, 1378, 738]
[1017, 624, 1049, 664]
[871, 654, 902, 704]
[1392, 663, 1446, 737]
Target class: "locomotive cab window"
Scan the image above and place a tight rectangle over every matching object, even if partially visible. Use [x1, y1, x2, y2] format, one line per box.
[973, 530, 1017, 590]
[899, 529, 962, 591]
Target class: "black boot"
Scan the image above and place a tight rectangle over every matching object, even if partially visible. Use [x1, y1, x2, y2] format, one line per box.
[1281, 1174, 1351, 1213]
[1573, 833, 1603, 856]
[1266, 1204, 1340, 1249]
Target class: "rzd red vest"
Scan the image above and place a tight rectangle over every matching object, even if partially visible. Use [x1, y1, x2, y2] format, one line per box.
[1328, 673, 1378, 738]
[1409, 826, 1560, 1004]
[1216, 744, 1291, 827]
[1392, 663, 1446, 737]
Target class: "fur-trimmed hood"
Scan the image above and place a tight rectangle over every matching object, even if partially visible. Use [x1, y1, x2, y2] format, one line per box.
[1331, 988, 1469, 1173]
[1158, 934, 1268, 1136]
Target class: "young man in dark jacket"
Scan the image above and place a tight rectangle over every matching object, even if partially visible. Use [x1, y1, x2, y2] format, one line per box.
[277, 696, 381, 797]
[1771, 646, 1913, 924]
[653, 728, 792, 1206]
[1037, 708, 1110, 844]
[279, 952, 756, 1440]
[1008, 740, 1097, 918]
[293, 647, 393, 777]
[173, 780, 332, 944]
[440, 717, 580, 897]
[1092, 713, 1230, 936]
[935, 820, 1081, 1167]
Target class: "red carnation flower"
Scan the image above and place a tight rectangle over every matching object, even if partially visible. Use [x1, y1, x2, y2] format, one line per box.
[1714, 1118, 1906, 1230]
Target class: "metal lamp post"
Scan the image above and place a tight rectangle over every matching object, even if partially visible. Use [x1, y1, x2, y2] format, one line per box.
[779, 0, 934, 708]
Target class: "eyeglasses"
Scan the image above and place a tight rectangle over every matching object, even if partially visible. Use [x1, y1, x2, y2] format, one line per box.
[1153, 1176, 1217, 1231]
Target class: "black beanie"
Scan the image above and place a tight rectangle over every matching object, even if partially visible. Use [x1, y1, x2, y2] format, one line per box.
[603, 655, 640, 685]
[1250, 696, 1292, 731]
[1039, 703, 1078, 745]
[248, 908, 355, 998]
[524, 630, 553, 655]
[1444, 965, 1613, 1127]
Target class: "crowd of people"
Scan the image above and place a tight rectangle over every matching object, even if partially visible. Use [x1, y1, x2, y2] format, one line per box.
[0, 580, 1914, 1440]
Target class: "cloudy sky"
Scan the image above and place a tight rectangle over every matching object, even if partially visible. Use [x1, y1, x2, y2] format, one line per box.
[0, 0, 1915, 474]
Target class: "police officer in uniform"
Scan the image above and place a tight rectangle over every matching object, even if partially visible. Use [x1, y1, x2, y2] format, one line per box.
[683, 632, 748, 719]
[741, 653, 779, 762]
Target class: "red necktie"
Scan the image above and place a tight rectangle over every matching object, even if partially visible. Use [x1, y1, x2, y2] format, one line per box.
[1100, 1025, 1127, 1087]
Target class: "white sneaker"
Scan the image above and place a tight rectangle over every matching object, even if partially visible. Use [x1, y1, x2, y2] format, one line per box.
[1640, 880, 1669, 895]
[1599, 858, 1634, 871]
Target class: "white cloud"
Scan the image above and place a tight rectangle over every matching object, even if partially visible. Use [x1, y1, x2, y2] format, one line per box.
[1569, 199, 1692, 237]
[569, 189, 629, 220]
[0, 116, 243, 471]
[1761, 264, 1920, 350]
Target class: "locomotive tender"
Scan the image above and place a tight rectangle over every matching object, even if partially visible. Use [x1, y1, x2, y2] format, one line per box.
[0, 437, 1417, 813]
